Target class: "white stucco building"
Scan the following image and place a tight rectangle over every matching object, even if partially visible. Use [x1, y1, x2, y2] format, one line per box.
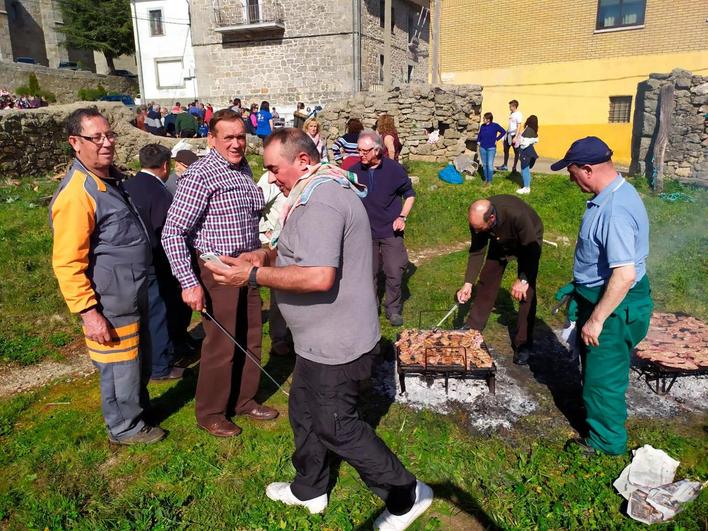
[130, 0, 198, 103]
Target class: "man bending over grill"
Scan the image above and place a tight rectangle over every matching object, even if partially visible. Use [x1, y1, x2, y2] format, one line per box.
[203, 128, 432, 530]
[456, 195, 543, 365]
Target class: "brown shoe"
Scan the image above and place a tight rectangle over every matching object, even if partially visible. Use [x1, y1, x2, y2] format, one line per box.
[239, 404, 279, 421]
[198, 418, 242, 437]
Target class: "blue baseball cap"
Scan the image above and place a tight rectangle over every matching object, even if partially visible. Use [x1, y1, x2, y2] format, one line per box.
[550, 136, 613, 171]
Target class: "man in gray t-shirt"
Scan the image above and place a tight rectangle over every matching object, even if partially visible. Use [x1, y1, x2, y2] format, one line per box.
[204, 128, 432, 529]
[275, 179, 379, 364]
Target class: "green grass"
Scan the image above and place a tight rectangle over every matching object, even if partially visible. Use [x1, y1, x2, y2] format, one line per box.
[0, 343, 705, 529]
[0, 177, 80, 365]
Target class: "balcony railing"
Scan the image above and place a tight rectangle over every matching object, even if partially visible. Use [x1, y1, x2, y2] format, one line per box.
[213, 0, 285, 33]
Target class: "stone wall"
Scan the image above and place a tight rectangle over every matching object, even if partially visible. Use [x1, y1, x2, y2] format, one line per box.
[0, 61, 137, 103]
[318, 84, 482, 163]
[631, 69, 708, 185]
[0, 102, 208, 177]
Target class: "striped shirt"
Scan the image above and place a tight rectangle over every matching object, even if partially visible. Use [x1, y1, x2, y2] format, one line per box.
[332, 132, 360, 162]
[162, 148, 264, 289]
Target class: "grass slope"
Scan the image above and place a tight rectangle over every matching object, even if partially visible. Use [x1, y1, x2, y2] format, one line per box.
[1, 161, 706, 364]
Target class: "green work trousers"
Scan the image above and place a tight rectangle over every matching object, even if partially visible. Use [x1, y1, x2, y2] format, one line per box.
[575, 275, 653, 455]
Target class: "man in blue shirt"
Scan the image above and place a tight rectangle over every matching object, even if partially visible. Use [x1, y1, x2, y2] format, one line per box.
[351, 131, 416, 327]
[552, 137, 653, 456]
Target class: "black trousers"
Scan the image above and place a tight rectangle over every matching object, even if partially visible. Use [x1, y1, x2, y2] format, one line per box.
[289, 347, 417, 515]
[466, 256, 539, 350]
[502, 135, 520, 169]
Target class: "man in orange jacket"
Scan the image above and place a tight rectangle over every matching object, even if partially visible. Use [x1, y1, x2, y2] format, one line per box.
[49, 107, 165, 445]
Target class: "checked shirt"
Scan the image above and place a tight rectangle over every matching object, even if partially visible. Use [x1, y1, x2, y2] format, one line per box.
[162, 148, 264, 289]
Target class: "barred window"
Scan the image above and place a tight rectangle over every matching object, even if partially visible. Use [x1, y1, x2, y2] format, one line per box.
[596, 0, 646, 30]
[609, 96, 632, 123]
[149, 9, 164, 36]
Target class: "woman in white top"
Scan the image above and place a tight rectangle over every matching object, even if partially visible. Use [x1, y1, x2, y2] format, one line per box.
[303, 117, 328, 163]
[515, 115, 539, 194]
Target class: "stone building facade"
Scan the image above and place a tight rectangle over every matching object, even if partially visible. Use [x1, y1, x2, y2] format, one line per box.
[631, 69, 708, 186]
[3, 0, 96, 69]
[318, 84, 482, 163]
[188, 0, 430, 108]
[0, 5, 13, 60]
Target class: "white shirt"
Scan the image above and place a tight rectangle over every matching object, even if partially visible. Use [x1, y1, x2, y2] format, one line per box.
[141, 168, 166, 186]
[256, 172, 287, 244]
[508, 110, 523, 134]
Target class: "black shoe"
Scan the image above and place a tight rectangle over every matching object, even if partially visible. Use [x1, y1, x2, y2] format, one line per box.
[150, 366, 186, 382]
[512, 346, 532, 366]
[564, 437, 596, 456]
[109, 425, 166, 445]
[389, 314, 404, 327]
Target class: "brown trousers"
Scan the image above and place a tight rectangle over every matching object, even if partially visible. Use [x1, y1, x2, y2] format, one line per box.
[196, 261, 262, 424]
[466, 257, 538, 350]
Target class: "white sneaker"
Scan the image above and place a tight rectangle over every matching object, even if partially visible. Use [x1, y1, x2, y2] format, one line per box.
[374, 481, 433, 530]
[515, 187, 531, 194]
[265, 482, 328, 514]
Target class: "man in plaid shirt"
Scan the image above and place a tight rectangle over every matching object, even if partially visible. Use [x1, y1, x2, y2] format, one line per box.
[162, 109, 278, 437]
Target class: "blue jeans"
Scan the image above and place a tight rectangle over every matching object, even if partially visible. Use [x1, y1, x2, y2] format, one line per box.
[521, 165, 532, 188]
[479, 147, 496, 182]
[145, 273, 174, 378]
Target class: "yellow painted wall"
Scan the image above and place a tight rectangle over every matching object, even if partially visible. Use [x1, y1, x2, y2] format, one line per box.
[442, 51, 707, 165]
[437, 0, 708, 166]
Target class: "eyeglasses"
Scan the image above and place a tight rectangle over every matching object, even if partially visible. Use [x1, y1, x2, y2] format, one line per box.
[357, 147, 374, 155]
[74, 132, 119, 145]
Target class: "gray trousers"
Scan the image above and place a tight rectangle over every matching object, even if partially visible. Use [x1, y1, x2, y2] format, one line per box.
[372, 236, 409, 317]
[89, 272, 150, 441]
[93, 356, 148, 439]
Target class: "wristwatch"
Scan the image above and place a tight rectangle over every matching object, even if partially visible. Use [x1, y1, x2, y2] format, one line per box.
[248, 266, 259, 289]
[398, 215, 407, 221]
[519, 279, 528, 285]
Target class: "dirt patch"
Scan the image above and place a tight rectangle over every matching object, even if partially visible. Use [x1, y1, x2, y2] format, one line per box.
[408, 242, 468, 265]
[0, 338, 95, 398]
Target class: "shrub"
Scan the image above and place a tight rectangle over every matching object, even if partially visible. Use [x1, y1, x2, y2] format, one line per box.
[77, 84, 107, 101]
[15, 73, 56, 102]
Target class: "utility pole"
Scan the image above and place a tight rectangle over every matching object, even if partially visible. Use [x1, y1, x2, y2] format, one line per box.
[431, 0, 441, 84]
[383, 0, 392, 89]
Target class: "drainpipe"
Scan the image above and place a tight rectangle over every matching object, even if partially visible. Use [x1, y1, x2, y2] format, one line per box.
[131, 1, 146, 103]
[352, 0, 361, 93]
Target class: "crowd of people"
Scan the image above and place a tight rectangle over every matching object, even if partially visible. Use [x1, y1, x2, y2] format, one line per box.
[136, 97, 291, 139]
[48, 101, 651, 529]
[0, 89, 49, 110]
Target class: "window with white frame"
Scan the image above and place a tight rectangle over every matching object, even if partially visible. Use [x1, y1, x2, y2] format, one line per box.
[155, 59, 184, 89]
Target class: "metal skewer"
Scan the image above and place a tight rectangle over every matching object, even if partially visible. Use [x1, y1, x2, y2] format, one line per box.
[435, 303, 459, 328]
[552, 295, 571, 315]
[202, 309, 290, 397]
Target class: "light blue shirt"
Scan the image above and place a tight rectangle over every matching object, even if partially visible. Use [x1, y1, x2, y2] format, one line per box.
[573, 175, 649, 288]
